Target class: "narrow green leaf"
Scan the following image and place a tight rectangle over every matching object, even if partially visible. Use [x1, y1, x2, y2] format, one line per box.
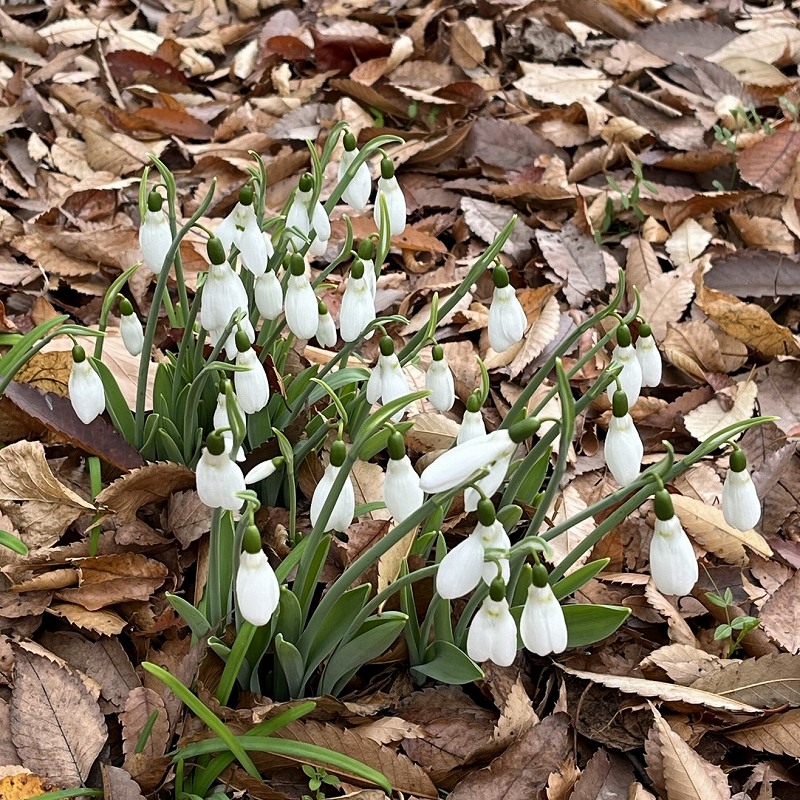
[412, 640, 484, 684]
[563, 603, 630, 647]
[552, 558, 610, 601]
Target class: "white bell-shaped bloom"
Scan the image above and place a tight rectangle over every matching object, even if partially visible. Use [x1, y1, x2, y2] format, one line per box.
[476, 520, 511, 587]
[310, 460, 355, 533]
[195, 437, 246, 511]
[366, 343, 412, 423]
[201, 260, 248, 334]
[316, 304, 337, 348]
[457, 408, 486, 445]
[488, 283, 527, 353]
[650, 513, 697, 596]
[235, 345, 269, 414]
[635, 327, 662, 388]
[210, 316, 254, 361]
[467, 597, 518, 667]
[255, 270, 283, 320]
[69, 349, 105, 425]
[307, 200, 331, 257]
[284, 257, 319, 340]
[362, 257, 377, 299]
[236, 548, 280, 627]
[374, 158, 406, 236]
[120, 308, 144, 357]
[384, 455, 423, 524]
[604, 393, 643, 486]
[340, 267, 376, 342]
[426, 347, 455, 412]
[238, 213, 269, 275]
[338, 144, 371, 211]
[244, 456, 283, 485]
[520, 583, 568, 657]
[722, 454, 760, 531]
[213, 387, 245, 462]
[606, 343, 642, 407]
[139, 205, 172, 275]
[286, 184, 312, 250]
[436, 531, 484, 599]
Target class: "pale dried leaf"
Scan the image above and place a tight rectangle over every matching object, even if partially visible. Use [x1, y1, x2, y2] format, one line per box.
[665, 219, 712, 266]
[548, 484, 595, 575]
[683, 380, 757, 442]
[644, 581, 699, 647]
[638, 272, 695, 340]
[121, 687, 170, 762]
[515, 64, 612, 105]
[723, 708, 800, 758]
[760, 570, 800, 654]
[405, 412, 458, 453]
[640, 644, 731, 686]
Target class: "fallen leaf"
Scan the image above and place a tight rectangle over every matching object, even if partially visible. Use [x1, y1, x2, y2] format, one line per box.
[664, 219, 712, 266]
[121, 687, 170, 763]
[736, 130, 800, 193]
[723, 708, 800, 758]
[638, 272, 695, 340]
[640, 644, 730, 686]
[760, 570, 800, 654]
[101, 763, 146, 800]
[683, 379, 757, 442]
[515, 64, 612, 105]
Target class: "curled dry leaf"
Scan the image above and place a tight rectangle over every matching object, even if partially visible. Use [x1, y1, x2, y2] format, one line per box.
[723, 708, 800, 758]
[640, 644, 731, 686]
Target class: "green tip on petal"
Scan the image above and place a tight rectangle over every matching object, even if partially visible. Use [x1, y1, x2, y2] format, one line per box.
[298, 173, 314, 192]
[509, 416, 540, 444]
[357, 237, 375, 259]
[147, 189, 164, 213]
[119, 297, 134, 316]
[530, 563, 549, 588]
[207, 236, 226, 265]
[239, 184, 254, 206]
[71, 344, 86, 363]
[432, 344, 444, 362]
[235, 329, 251, 353]
[654, 488, 674, 521]
[289, 253, 306, 276]
[477, 499, 496, 527]
[330, 439, 347, 467]
[242, 525, 262, 554]
[616, 323, 632, 348]
[730, 447, 747, 473]
[489, 576, 506, 602]
[466, 393, 482, 413]
[343, 131, 357, 151]
[351, 257, 365, 279]
[492, 266, 510, 289]
[206, 432, 226, 456]
[387, 431, 405, 460]
[638, 321, 652, 339]
[379, 335, 395, 357]
[611, 389, 629, 418]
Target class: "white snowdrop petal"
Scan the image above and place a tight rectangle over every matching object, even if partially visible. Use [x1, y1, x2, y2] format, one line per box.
[239, 214, 268, 275]
[488, 285, 526, 352]
[68, 360, 106, 424]
[520, 584, 568, 656]
[604, 413, 643, 486]
[607, 344, 643, 406]
[649, 515, 698, 595]
[255, 271, 283, 320]
[200, 262, 248, 333]
[316, 311, 338, 348]
[284, 275, 319, 340]
[236, 550, 280, 626]
[196, 449, 246, 511]
[722, 468, 761, 531]
[467, 598, 518, 667]
[366, 364, 383, 405]
[464, 455, 513, 512]
[234, 349, 269, 414]
[340, 276, 375, 342]
[457, 410, 487, 445]
[426, 359, 455, 412]
[384, 456, 424, 524]
[339, 150, 372, 211]
[374, 176, 406, 236]
[244, 459, 279, 484]
[286, 189, 311, 249]
[120, 313, 144, 356]
[139, 209, 173, 275]
[310, 464, 355, 532]
[436, 533, 484, 599]
[636, 334, 662, 387]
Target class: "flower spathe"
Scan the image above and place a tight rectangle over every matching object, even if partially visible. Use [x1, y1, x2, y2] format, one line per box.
[195, 437, 246, 511]
[69, 348, 105, 425]
[236, 549, 280, 627]
[520, 583, 568, 657]
[467, 597, 518, 667]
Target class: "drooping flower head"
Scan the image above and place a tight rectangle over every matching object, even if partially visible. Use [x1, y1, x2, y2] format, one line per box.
[217, 184, 269, 275]
[234, 331, 269, 414]
[310, 438, 355, 533]
[308, 193, 331, 257]
[286, 172, 313, 251]
[373, 156, 406, 236]
[338, 131, 372, 211]
[467, 577, 518, 667]
[255, 267, 283, 321]
[200, 236, 249, 335]
[284, 252, 319, 340]
[366, 336, 412, 423]
[357, 236, 378, 299]
[383, 431, 424, 524]
[139, 189, 173, 275]
[458, 392, 487, 446]
[635, 321, 662, 388]
[649, 488, 698, 596]
[195, 431, 246, 511]
[520, 563, 568, 657]
[607, 323, 642, 407]
[722, 447, 761, 531]
[315, 300, 338, 348]
[604, 389, 643, 486]
[68, 344, 105, 425]
[213, 379, 245, 461]
[235, 524, 280, 627]
[488, 266, 527, 353]
[340, 257, 376, 342]
[119, 297, 144, 357]
[426, 344, 455, 412]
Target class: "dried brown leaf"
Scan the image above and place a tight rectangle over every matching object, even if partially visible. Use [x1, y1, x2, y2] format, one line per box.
[665, 220, 712, 266]
[644, 582, 699, 647]
[46, 603, 127, 635]
[101, 763, 146, 800]
[570, 748, 635, 800]
[723, 708, 800, 757]
[638, 273, 695, 340]
[760, 570, 800, 654]
[640, 644, 730, 686]
[683, 379, 758, 442]
[662, 321, 748, 382]
[515, 64, 612, 105]
[121, 687, 170, 763]
[167, 490, 212, 549]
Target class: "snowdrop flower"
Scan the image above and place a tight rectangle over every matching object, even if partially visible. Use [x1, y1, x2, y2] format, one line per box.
[649, 488, 698, 595]
[383, 432, 423, 524]
[436, 500, 509, 598]
[119, 298, 144, 357]
[606, 324, 642, 406]
[635, 322, 662, 388]
[209, 316, 254, 361]
[284, 253, 319, 340]
[139, 189, 173, 275]
[338, 131, 372, 211]
[200, 237, 249, 334]
[373, 156, 406, 236]
[604, 389, 643, 486]
[244, 456, 284, 485]
[426, 345, 455, 412]
[357, 237, 378, 298]
[366, 336, 412, 423]
[420, 417, 540, 509]
[286, 173, 313, 250]
[68, 344, 105, 425]
[310, 439, 355, 533]
[308, 196, 331, 257]
[520, 565, 568, 656]
[457, 394, 487, 445]
[315, 300, 337, 348]
[236, 525, 280, 627]
[467, 587, 518, 667]
[722, 448, 761, 531]
[488, 266, 527, 353]
[255, 268, 283, 320]
[216, 185, 269, 275]
[234, 333, 269, 414]
[195, 432, 246, 511]
[213, 379, 245, 462]
[340, 258, 376, 342]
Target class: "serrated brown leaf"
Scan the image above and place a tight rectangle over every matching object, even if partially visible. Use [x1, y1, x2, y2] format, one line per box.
[101, 763, 146, 800]
[706, 251, 800, 298]
[737, 130, 800, 193]
[278, 720, 437, 797]
[662, 321, 748, 382]
[640, 644, 730, 686]
[10, 644, 106, 787]
[121, 687, 170, 763]
[723, 708, 800, 757]
[167, 490, 212, 549]
[624, 236, 662, 298]
[760, 570, 800, 654]
[47, 602, 127, 635]
[570, 748, 635, 800]
[638, 272, 695, 340]
[644, 582, 699, 647]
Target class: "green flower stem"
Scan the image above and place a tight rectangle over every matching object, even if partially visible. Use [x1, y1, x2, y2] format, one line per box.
[170, 281, 203, 410]
[274, 429, 298, 545]
[87, 456, 103, 557]
[398, 216, 519, 365]
[34, 791, 104, 800]
[93, 263, 141, 360]
[206, 508, 224, 626]
[134, 179, 217, 448]
[142, 661, 261, 780]
[216, 620, 255, 706]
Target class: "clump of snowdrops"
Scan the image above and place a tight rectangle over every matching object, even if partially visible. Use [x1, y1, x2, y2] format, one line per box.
[0, 124, 770, 703]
